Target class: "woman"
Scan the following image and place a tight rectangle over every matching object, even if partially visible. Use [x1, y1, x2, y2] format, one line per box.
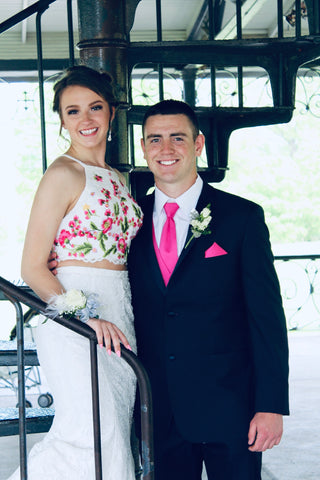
[8, 66, 143, 479]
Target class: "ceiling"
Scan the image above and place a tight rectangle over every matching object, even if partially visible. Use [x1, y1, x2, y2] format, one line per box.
[0, 0, 311, 60]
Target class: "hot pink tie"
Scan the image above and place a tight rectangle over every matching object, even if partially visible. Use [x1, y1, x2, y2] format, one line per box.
[159, 202, 179, 283]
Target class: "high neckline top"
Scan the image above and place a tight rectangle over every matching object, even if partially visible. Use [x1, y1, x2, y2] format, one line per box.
[52, 155, 143, 265]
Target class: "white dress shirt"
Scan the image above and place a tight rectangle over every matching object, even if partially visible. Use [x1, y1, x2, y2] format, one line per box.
[153, 175, 203, 256]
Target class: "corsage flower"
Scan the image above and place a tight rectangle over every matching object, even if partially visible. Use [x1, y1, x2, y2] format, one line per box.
[185, 203, 212, 248]
[45, 289, 100, 323]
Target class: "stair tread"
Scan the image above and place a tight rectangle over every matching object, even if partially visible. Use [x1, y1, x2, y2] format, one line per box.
[0, 407, 55, 421]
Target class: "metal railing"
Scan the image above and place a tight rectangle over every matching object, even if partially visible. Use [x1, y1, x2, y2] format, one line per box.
[0, 0, 74, 174]
[0, 275, 154, 480]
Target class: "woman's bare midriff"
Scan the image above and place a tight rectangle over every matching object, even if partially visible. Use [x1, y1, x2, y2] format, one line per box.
[57, 258, 127, 271]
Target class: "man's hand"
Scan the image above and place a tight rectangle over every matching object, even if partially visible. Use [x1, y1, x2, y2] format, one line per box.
[248, 412, 283, 452]
[47, 251, 58, 276]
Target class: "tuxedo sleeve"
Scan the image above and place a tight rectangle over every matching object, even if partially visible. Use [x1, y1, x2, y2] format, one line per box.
[241, 204, 289, 415]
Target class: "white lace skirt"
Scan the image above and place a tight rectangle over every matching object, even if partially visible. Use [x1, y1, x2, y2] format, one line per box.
[8, 266, 137, 480]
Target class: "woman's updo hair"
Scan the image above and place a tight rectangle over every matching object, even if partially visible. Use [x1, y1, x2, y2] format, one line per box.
[52, 65, 118, 117]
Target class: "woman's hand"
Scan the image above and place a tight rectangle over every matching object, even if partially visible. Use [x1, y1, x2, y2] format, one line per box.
[87, 318, 131, 357]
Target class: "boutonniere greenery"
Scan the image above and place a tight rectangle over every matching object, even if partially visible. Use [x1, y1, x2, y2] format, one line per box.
[185, 203, 212, 248]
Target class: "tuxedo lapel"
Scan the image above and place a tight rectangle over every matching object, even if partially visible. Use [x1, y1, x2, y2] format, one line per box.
[174, 182, 215, 270]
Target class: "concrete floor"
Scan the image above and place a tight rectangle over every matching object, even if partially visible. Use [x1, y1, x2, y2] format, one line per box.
[0, 330, 319, 480]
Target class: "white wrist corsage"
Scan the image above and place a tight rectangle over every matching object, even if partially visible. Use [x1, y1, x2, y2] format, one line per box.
[185, 203, 212, 249]
[45, 289, 100, 323]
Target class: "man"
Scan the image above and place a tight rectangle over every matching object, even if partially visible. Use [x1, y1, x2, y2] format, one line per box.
[127, 100, 289, 480]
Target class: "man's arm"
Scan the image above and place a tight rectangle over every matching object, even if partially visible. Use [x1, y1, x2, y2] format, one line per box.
[241, 204, 289, 415]
[240, 204, 289, 452]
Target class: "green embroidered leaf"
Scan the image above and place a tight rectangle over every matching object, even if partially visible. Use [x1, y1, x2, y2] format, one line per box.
[104, 245, 117, 257]
[99, 236, 106, 252]
[121, 216, 129, 233]
[90, 221, 99, 230]
[113, 203, 120, 216]
[132, 203, 141, 218]
[75, 243, 93, 255]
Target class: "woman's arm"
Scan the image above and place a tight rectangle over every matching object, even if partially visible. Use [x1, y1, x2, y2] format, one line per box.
[21, 159, 83, 302]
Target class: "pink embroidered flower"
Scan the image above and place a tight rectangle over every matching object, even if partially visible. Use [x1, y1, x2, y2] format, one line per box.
[102, 218, 113, 234]
[111, 180, 119, 196]
[101, 188, 111, 200]
[94, 174, 103, 182]
[118, 238, 126, 254]
[57, 229, 72, 247]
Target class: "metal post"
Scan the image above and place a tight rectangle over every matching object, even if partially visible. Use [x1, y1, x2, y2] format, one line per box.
[90, 339, 103, 480]
[76, 0, 141, 171]
[16, 299, 27, 480]
[4, 294, 28, 480]
[182, 67, 197, 108]
[36, 7, 48, 173]
[67, 0, 75, 66]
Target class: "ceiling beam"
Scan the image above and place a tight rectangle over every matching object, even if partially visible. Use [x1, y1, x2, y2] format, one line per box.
[215, 0, 270, 40]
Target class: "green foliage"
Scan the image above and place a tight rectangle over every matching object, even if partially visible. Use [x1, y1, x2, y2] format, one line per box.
[220, 110, 320, 244]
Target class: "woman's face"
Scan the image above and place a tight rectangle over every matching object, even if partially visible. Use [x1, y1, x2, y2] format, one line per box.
[59, 85, 114, 151]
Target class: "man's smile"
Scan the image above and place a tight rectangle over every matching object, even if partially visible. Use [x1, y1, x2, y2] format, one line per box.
[158, 159, 179, 166]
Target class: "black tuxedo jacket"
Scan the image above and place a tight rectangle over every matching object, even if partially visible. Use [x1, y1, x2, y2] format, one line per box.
[128, 182, 289, 445]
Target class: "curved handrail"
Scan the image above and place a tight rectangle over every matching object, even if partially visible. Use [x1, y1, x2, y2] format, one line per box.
[0, 0, 56, 35]
[0, 275, 154, 479]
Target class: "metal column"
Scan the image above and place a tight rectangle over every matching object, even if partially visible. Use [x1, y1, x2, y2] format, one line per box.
[76, 0, 141, 170]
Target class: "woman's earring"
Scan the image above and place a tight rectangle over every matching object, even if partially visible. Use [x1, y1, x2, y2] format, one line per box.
[108, 131, 112, 142]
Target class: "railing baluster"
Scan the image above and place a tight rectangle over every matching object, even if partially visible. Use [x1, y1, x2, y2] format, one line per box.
[90, 338, 103, 480]
[67, 0, 75, 67]
[36, 8, 48, 174]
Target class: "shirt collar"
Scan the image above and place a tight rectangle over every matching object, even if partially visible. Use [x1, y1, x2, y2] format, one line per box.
[154, 175, 203, 219]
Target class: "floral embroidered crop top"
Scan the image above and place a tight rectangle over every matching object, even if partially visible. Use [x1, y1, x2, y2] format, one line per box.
[52, 155, 143, 265]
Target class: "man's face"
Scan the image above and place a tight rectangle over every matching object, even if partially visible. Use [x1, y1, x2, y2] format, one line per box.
[141, 114, 205, 197]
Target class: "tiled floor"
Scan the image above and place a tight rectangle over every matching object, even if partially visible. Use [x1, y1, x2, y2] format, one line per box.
[0, 331, 319, 480]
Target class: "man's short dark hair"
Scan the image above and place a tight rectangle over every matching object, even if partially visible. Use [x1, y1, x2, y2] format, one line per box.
[142, 100, 200, 140]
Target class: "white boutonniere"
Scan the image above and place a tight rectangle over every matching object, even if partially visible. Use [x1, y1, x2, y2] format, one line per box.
[185, 204, 212, 248]
[45, 289, 100, 323]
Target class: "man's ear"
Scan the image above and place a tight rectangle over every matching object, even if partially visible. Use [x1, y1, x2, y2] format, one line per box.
[140, 138, 147, 159]
[195, 133, 205, 157]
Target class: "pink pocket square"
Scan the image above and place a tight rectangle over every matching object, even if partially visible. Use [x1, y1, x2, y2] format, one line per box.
[205, 242, 228, 258]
